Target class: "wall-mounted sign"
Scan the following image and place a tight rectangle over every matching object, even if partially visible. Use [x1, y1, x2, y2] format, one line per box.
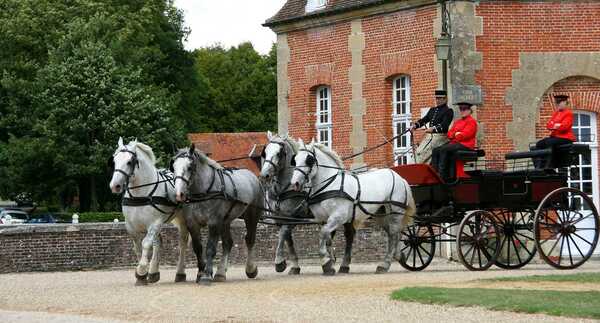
[453, 85, 483, 105]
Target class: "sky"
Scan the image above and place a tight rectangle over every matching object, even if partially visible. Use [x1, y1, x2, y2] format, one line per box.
[173, 0, 287, 54]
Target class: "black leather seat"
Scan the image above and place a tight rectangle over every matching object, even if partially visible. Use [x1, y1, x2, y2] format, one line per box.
[455, 149, 485, 162]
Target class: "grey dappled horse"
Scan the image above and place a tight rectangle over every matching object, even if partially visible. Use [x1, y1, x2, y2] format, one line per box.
[109, 138, 189, 285]
[260, 132, 357, 274]
[172, 144, 262, 284]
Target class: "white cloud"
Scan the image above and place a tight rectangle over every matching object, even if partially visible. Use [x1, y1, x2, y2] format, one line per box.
[174, 0, 286, 54]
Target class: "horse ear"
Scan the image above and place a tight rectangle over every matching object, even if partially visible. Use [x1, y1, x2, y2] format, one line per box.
[310, 138, 315, 145]
[298, 138, 304, 146]
[188, 143, 195, 154]
[169, 159, 175, 172]
[267, 131, 273, 140]
[118, 137, 124, 147]
[171, 143, 177, 155]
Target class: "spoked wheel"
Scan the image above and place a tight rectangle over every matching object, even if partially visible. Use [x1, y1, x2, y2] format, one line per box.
[457, 210, 501, 271]
[398, 223, 436, 271]
[494, 210, 537, 269]
[534, 187, 600, 269]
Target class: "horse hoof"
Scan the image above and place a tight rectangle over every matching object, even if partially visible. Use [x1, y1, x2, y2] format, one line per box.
[275, 260, 287, 273]
[338, 266, 350, 274]
[175, 273, 186, 283]
[322, 260, 336, 276]
[214, 274, 226, 282]
[375, 266, 389, 274]
[288, 267, 301, 275]
[135, 273, 148, 286]
[148, 272, 160, 284]
[246, 267, 258, 279]
[198, 277, 212, 286]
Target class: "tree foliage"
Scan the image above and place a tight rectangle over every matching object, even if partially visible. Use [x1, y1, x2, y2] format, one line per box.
[193, 43, 277, 132]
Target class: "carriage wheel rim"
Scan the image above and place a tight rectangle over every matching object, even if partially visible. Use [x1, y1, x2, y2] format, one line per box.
[399, 224, 436, 271]
[534, 187, 600, 270]
[456, 210, 501, 271]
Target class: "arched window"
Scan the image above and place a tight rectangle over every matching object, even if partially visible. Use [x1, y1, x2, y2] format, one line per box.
[392, 75, 413, 165]
[316, 86, 332, 147]
[306, 0, 327, 13]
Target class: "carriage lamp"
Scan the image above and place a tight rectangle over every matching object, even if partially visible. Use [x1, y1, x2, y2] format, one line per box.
[435, 33, 451, 61]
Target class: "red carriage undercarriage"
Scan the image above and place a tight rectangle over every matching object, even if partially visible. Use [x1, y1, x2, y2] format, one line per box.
[391, 143, 600, 271]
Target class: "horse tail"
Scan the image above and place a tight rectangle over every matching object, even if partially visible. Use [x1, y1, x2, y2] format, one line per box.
[401, 180, 416, 229]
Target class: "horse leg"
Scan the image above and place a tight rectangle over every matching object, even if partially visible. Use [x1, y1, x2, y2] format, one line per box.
[136, 224, 160, 286]
[284, 225, 301, 275]
[244, 209, 259, 279]
[199, 222, 221, 285]
[377, 209, 402, 274]
[319, 215, 345, 276]
[174, 219, 189, 283]
[338, 222, 356, 274]
[274, 225, 288, 273]
[190, 231, 206, 284]
[214, 222, 233, 282]
[148, 234, 162, 283]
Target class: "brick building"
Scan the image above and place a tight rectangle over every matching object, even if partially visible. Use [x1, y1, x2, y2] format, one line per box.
[188, 132, 266, 174]
[264, 0, 600, 206]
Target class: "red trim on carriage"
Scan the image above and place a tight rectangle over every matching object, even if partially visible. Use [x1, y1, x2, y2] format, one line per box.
[391, 164, 444, 186]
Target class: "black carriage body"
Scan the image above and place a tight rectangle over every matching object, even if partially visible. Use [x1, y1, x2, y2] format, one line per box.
[396, 165, 567, 218]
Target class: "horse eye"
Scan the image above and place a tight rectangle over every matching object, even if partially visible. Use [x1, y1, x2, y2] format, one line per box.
[306, 155, 315, 167]
[127, 161, 132, 166]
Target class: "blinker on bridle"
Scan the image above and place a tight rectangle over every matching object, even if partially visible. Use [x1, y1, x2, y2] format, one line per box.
[262, 141, 287, 174]
[293, 148, 317, 184]
[172, 152, 196, 186]
[111, 148, 139, 180]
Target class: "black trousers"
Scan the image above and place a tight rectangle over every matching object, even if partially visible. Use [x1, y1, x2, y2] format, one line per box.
[431, 143, 471, 180]
[533, 137, 573, 169]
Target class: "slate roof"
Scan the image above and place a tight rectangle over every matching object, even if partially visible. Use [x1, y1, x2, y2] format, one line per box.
[265, 0, 393, 27]
[187, 132, 267, 175]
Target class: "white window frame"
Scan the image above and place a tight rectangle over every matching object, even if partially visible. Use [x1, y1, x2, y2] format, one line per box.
[316, 86, 332, 148]
[306, 0, 327, 13]
[392, 75, 413, 165]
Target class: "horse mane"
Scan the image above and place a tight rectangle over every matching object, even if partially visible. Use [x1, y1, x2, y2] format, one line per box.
[310, 143, 344, 168]
[195, 149, 223, 169]
[132, 142, 156, 165]
[272, 134, 299, 154]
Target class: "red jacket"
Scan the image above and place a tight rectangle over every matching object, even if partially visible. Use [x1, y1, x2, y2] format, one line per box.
[447, 115, 478, 149]
[547, 109, 576, 141]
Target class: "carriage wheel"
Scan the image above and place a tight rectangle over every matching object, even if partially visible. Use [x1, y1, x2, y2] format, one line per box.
[494, 210, 537, 269]
[398, 223, 436, 271]
[534, 187, 599, 270]
[457, 210, 501, 271]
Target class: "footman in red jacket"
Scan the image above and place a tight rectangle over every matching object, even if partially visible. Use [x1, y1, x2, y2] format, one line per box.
[431, 102, 478, 180]
[533, 94, 576, 168]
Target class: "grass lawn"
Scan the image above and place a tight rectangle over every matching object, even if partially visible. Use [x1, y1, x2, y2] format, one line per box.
[485, 272, 600, 283]
[392, 284, 600, 319]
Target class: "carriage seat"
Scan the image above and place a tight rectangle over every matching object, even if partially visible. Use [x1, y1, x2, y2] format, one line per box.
[506, 143, 589, 169]
[455, 149, 485, 178]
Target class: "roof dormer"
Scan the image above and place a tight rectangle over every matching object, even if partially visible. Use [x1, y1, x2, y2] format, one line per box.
[305, 0, 328, 13]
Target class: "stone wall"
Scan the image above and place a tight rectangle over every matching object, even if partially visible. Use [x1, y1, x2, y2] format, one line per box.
[0, 221, 389, 273]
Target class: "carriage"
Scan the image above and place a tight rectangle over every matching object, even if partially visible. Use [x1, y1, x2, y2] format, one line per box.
[392, 143, 600, 271]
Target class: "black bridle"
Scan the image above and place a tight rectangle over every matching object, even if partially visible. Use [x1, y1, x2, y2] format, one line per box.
[110, 147, 140, 181]
[171, 152, 196, 186]
[261, 141, 287, 175]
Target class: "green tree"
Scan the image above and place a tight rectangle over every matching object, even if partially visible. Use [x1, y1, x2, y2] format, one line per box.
[193, 42, 277, 132]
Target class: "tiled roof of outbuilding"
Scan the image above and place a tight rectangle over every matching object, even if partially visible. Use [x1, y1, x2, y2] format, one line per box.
[265, 0, 393, 27]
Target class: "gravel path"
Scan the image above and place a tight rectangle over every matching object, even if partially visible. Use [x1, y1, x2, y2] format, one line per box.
[1, 259, 599, 323]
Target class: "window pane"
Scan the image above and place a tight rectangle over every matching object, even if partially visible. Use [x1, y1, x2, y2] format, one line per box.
[582, 151, 591, 165]
[581, 114, 591, 126]
[583, 167, 592, 180]
[573, 115, 580, 127]
[580, 128, 591, 142]
[583, 182, 593, 195]
[570, 167, 580, 180]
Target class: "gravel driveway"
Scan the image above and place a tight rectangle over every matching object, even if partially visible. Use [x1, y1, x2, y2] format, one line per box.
[1, 259, 599, 323]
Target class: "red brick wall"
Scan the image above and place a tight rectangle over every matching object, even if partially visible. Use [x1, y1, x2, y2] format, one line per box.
[286, 6, 438, 167]
[287, 23, 353, 156]
[475, 1, 600, 160]
[362, 7, 438, 167]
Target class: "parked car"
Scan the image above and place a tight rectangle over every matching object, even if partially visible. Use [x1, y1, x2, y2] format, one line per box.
[27, 213, 69, 224]
[0, 208, 30, 224]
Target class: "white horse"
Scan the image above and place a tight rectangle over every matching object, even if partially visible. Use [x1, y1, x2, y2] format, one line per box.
[109, 138, 189, 285]
[260, 132, 358, 274]
[290, 139, 416, 274]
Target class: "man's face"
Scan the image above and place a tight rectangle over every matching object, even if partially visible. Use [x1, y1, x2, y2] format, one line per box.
[435, 96, 447, 106]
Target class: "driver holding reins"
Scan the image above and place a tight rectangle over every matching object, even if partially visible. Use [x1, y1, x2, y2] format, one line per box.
[411, 90, 454, 163]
